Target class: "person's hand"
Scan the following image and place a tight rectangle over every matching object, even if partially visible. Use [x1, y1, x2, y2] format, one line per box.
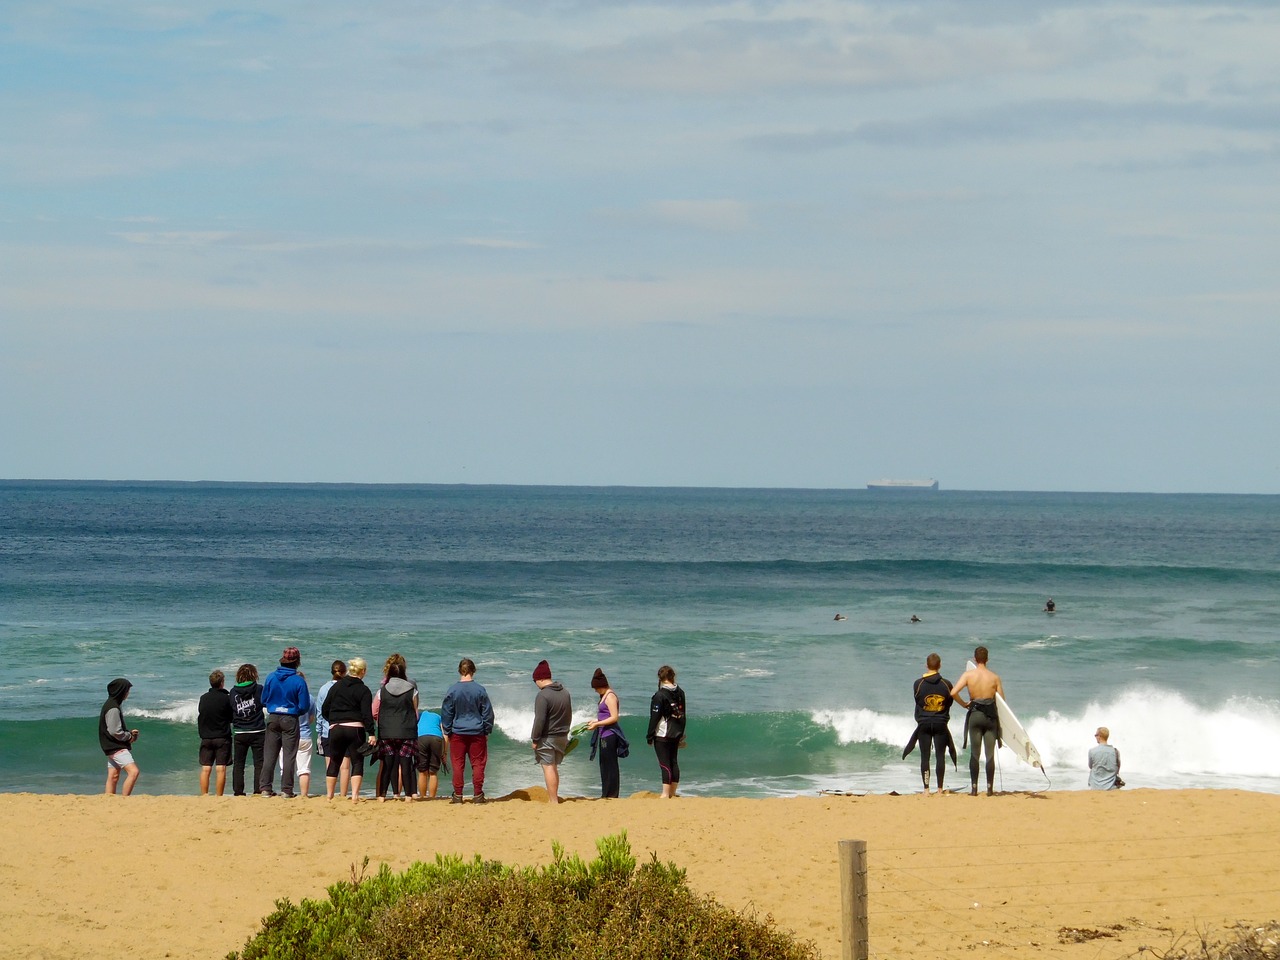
[585, 720, 598, 730]
[366, 735, 376, 745]
[130, 729, 140, 741]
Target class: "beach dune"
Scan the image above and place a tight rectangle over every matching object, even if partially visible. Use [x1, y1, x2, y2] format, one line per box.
[2, 788, 1276, 960]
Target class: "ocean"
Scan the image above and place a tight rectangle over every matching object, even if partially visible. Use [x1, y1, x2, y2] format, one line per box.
[2, 481, 1277, 798]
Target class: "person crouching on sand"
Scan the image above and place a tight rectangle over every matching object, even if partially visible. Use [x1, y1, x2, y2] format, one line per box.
[100, 678, 140, 795]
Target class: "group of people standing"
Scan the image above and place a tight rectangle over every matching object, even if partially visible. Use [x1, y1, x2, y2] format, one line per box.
[100, 647, 690, 802]
[904, 644, 1121, 794]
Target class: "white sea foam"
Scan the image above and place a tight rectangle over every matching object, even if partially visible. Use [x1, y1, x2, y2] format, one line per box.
[132, 700, 200, 724]
[1028, 688, 1280, 781]
[812, 708, 915, 750]
[815, 687, 1280, 789]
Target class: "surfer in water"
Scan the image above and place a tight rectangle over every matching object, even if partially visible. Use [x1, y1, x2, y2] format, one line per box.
[902, 653, 954, 794]
[950, 647, 1004, 796]
[1044, 598, 1055, 613]
[834, 613, 847, 621]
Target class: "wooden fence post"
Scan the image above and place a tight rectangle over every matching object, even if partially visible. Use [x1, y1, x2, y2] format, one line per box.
[839, 839, 868, 960]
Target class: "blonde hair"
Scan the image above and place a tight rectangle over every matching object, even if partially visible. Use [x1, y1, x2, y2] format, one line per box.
[347, 657, 368, 678]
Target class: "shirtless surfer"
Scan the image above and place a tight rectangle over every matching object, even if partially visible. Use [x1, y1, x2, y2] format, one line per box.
[950, 647, 1004, 796]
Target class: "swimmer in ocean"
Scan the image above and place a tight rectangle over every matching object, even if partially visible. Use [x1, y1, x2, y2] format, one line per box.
[834, 613, 847, 621]
[1044, 598, 1056, 613]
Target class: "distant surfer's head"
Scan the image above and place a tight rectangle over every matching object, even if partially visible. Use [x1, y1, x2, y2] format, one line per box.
[331, 660, 347, 680]
[973, 646, 989, 664]
[1095, 727, 1110, 741]
[591, 667, 609, 691]
[926, 653, 941, 671]
[347, 657, 367, 679]
[384, 653, 407, 680]
[458, 658, 476, 678]
[658, 664, 676, 684]
[235, 664, 258, 684]
[209, 669, 224, 689]
[280, 646, 301, 667]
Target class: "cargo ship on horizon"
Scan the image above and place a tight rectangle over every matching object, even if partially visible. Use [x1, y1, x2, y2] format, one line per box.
[866, 479, 939, 491]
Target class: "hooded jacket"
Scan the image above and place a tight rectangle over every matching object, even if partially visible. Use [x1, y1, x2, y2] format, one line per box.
[99, 678, 134, 755]
[375, 677, 419, 740]
[262, 665, 311, 716]
[531, 681, 572, 741]
[197, 686, 234, 740]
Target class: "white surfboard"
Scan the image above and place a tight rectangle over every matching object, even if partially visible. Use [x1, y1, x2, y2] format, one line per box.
[966, 660, 1046, 776]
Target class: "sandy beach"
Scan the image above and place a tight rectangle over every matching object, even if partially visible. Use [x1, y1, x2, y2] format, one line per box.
[2, 787, 1277, 960]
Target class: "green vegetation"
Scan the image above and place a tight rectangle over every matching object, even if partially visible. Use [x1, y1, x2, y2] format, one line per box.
[229, 832, 820, 960]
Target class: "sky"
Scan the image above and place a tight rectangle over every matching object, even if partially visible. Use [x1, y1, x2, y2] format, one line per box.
[3, 2, 1278, 492]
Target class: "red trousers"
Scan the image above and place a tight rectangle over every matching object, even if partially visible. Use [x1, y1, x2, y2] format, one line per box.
[449, 733, 488, 796]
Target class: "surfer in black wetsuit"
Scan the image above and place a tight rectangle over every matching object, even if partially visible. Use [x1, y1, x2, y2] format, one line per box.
[1044, 598, 1055, 613]
[950, 646, 1004, 796]
[902, 653, 955, 793]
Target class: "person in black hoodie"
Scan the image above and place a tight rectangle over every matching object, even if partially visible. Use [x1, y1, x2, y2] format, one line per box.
[198, 669, 234, 796]
[229, 664, 266, 796]
[902, 653, 956, 794]
[100, 678, 140, 795]
[645, 665, 686, 799]
[322, 657, 376, 802]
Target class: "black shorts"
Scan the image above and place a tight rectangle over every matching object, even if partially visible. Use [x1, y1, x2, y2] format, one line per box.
[200, 737, 232, 766]
[416, 734, 445, 773]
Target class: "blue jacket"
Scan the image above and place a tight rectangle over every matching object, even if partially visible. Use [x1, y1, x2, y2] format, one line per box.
[262, 666, 311, 716]
[440, 680, 494, 736]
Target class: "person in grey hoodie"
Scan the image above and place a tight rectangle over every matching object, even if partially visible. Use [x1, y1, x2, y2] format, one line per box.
[530, 659, 572, 804]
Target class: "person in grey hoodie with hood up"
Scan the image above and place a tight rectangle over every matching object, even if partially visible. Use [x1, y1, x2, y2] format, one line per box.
[530, 659, 572, 804]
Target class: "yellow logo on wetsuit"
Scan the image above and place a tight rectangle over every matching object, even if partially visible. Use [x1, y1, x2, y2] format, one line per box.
[923, 694, 946, 713]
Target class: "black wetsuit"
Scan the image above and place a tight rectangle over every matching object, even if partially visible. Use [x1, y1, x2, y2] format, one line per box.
[966, 698, 1000, 793]
[904, 673, 955, 790]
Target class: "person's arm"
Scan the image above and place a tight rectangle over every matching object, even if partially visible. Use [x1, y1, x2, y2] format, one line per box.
[1115, 748, 1121, 774]
[531, 693, 547, 744]
[646, 693, 661, 743]
[949, 672, 972, 709]
[360, 687, 376, 741]
[481, 693, 495, 736]
[440, 691, 454, 734]
[995, 675, 1005, 699]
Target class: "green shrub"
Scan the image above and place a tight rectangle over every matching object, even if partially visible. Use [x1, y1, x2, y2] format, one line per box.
[229, 832, 819, 960]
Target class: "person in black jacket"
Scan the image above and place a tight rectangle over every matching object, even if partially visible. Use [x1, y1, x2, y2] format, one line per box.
[198, 669, 234, 796]
[645, 665, 686, 798]
[322, 657, 376, 803]
[229, 664, 266, 796]
[100, 678, 140, 795]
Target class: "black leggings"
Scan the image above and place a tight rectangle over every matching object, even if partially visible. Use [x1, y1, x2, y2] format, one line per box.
[327, 726, 367, 778]
[918, 723, 949, 788]
[654, 737, 680, 785]
[377, 740, 416, 797]
[968, 710, 998, 787]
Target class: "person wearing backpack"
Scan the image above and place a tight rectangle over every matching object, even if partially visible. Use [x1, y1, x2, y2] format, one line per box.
[646, 665, 686, 799]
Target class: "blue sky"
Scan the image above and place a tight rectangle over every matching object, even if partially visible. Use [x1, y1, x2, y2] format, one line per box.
[3, 2, 1278, 491]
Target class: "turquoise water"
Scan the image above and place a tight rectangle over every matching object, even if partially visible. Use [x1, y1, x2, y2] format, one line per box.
[2, 481, 1277, 797]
